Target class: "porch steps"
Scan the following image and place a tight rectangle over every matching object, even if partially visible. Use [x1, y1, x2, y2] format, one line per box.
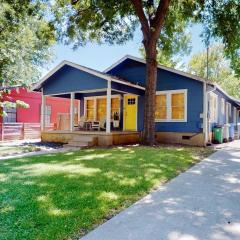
[65, 135, 98, 148]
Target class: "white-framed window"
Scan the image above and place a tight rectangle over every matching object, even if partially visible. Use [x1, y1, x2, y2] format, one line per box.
[226, 102, 229, 123]
[155, 89, 187, 122]
[221, 98, 225, 115]
[209, 93, 218, 122]
[227, 102, 231, 117]
[84, 95, 121, 121]
[233, 107, 237, 124]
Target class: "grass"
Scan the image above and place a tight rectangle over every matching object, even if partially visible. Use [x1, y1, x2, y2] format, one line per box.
[0, 145, 40, 157]
[0, 145, 213, 240]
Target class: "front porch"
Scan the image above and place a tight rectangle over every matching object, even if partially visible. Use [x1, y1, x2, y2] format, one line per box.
[41, 130, 141, 146]
[34, 61, 145, 146]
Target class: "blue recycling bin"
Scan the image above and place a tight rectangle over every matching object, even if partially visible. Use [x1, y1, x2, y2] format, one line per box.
[229, 123, 235, 141]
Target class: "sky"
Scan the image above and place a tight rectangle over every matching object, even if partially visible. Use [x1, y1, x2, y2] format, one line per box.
[41, 24, 205, 77]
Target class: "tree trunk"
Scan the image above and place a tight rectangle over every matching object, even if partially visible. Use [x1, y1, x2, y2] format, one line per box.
[130, 0, 171, 145]
[143, 39, 158, 145]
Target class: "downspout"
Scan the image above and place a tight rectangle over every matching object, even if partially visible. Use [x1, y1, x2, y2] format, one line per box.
[203, 82, 208, 145]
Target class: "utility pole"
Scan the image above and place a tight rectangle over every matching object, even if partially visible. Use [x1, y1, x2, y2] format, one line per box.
[205, 28, 211, 145]
[206, 29, 210, 81]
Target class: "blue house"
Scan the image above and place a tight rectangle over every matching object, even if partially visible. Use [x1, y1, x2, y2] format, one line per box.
[34, 55, 240, 147]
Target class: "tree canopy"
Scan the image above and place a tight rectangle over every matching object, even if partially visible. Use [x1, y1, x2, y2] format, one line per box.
[0, 0, 55, 87]
[140, 30, 191, 69]
[187, 43, 240, 98]
[201, 1, 240, 77]
[0, 1, 55, 116]
[53, 1, 239, 72]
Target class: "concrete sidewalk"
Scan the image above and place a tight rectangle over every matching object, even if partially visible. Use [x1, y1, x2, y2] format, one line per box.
[81, 140, 240, 240]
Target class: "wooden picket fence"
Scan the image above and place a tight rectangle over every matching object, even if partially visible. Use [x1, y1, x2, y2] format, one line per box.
[0, 123, 54, 141]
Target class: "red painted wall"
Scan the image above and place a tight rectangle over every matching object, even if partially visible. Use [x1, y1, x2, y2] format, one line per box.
[1, 87, 79, 124]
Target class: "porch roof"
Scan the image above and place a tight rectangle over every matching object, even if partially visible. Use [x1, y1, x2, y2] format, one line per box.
[33, 60, 145, 96]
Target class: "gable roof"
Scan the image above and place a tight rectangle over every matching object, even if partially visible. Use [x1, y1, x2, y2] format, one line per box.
[104, 55, 211, 84]
[104, 55, 240, 107]
[33, 60, 145, 91]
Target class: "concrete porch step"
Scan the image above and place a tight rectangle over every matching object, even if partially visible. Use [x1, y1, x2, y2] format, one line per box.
[65, 135, 98, 148]
[72, 135, 97, 142]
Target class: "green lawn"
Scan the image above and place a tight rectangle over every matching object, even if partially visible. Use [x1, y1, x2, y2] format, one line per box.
[0, 146, 213, 240]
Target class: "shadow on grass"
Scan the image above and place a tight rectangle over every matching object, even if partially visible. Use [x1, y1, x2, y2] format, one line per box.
[0, 146, 202, 240]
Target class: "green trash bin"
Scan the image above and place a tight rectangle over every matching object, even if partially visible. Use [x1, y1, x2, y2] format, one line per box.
[213, 126, 223, 144]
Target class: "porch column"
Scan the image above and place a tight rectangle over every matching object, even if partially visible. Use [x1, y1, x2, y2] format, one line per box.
[106, 80, 111, 133]
[41, 91, 46, 131]
[70, 92, 75, 132]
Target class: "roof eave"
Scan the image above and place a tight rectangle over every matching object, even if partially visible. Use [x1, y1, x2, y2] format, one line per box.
[32, 60, 145, 92]
[210, 83, 240, 106]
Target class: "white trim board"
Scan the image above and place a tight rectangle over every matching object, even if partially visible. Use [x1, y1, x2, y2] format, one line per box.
[84, 95, 121, 100]
[32, 60, 145, 92]
[43, 88, 139, 97]
[43, 88, 108, 96]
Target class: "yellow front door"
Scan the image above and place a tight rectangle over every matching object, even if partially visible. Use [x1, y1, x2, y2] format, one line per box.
[124, 95, 137, 131]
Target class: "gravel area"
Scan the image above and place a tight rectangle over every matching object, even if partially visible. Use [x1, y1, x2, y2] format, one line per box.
[0, 139, 64, 158]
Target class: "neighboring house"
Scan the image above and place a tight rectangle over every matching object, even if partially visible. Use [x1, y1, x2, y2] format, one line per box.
[1, 87, 80, 129]
[33, 55, 240, 146]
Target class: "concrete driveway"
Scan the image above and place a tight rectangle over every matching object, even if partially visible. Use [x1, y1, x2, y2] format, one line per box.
[81, 140, 240, 240]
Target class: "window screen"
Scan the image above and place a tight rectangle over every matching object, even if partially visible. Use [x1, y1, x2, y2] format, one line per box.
[155, 94, 167, 119]
[3, 107, 17, 123]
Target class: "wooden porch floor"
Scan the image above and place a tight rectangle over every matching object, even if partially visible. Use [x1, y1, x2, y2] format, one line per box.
[41, 130, 141, 146]
[43, 130, 139, 135]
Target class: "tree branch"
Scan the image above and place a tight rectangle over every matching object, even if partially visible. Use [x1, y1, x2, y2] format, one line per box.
[151, 0, 171, 40]
[147, 0, 154, 22]
[71, 0, 79, 4]
[130, 0, 150, 38]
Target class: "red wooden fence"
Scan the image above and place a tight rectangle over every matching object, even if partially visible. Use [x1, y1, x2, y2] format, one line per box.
[0, 123, 54, 141]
